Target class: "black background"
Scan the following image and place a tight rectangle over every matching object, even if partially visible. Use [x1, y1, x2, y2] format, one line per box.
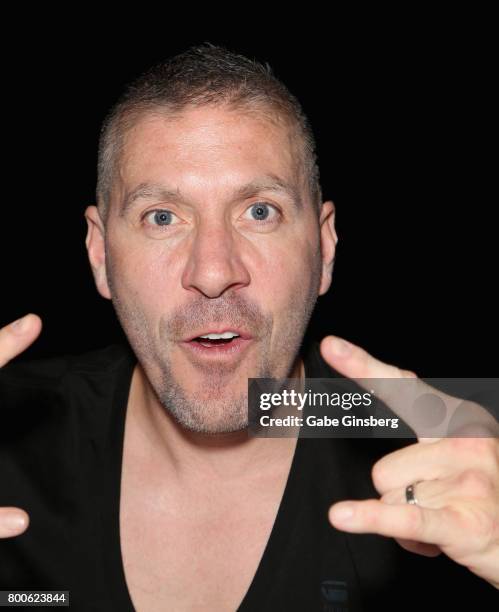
[0, 20, 497, 610]
[1, 30, 496, 378]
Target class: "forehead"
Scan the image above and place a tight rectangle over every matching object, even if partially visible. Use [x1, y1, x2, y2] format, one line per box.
[117, 105, 301, 191]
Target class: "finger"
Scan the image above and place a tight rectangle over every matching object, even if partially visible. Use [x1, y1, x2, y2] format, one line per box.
[319, 336, 404, 380]
[328, 499, 454, 547]
[371, 440, 453, 493]
[381, 467, 499, 519]
[0, 314, 42, 368]
[319, 335, 445, 440]
[373, 438, 499, 494]
[380, 477, 452, 510]
[319, 336, 499, 441]
[394, 537, 442, 557]
[0, 507, 29, 538]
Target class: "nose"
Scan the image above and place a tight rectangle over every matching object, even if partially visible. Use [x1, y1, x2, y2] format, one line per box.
[181, 217, 250, 298]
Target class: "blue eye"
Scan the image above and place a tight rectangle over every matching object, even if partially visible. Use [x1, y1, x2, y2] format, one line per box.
[145, 209, 175, 227]
[143, 203, 280, 231]
[247, 202, 279, 222]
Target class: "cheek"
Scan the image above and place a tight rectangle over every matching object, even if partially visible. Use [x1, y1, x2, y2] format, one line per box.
[107, 240, 173, 310]
[254, 233, 319, 299]
[107, 222, 320, 311]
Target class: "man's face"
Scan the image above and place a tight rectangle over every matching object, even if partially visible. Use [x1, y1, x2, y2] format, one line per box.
[87, 105, 335, 434]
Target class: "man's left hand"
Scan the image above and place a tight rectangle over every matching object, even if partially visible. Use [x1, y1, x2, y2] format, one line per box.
[320, 335, 499, 590]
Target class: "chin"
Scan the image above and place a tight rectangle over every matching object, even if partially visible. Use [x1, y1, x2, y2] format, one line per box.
[181, 418, 249, 435]
[169, 408, 250, 435]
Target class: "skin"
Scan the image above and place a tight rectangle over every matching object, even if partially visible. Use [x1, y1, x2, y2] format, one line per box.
[323, 337, 499, 589]
[0, 105, 337, 532]
[1, 104, 497, 593]
[87, 107, 330, 440]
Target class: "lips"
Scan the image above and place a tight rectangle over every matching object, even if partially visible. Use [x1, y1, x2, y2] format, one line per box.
[184, 327, 253, 342]
[182, 335, 251, 357]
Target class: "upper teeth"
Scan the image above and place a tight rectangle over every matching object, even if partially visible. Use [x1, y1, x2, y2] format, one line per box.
[199, 331, 240, 339]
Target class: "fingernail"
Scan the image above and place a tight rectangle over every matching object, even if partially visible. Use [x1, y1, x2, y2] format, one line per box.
[3, 512, 28, 532]
[10, 315, 30, 335]
[330, 504, 355, 522]
[329, 338, 352, 357]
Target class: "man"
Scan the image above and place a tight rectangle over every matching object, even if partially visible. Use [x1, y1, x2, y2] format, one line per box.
[1, 43, 498, 611]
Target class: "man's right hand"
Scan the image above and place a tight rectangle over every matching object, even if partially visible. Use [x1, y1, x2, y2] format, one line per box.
[0, 313, 42, 538]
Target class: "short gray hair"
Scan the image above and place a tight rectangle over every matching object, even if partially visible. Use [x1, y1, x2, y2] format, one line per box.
[96, 42, 323, 225]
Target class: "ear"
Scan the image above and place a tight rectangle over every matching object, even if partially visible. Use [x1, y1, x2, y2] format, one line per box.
[318, 200, 338, 296]
[85, 205, 111, 300]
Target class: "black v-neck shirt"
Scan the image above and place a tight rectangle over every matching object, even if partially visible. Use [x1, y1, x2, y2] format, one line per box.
[0, 340, 496, 611]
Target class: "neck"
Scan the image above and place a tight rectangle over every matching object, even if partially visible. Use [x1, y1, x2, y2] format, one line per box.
[125, 354, 305, 486]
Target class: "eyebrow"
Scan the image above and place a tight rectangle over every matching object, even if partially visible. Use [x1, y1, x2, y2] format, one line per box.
[119, 174, 303, 217]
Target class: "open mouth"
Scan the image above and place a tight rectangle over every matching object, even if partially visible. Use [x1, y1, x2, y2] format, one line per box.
[192, 333, 240, 348]
[182, 331, 252, 358]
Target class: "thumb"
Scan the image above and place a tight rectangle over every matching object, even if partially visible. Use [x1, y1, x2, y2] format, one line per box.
[0, 507, 29, 538]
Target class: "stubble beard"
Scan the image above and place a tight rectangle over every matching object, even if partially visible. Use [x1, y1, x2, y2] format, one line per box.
[106, 259, 321, 435]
